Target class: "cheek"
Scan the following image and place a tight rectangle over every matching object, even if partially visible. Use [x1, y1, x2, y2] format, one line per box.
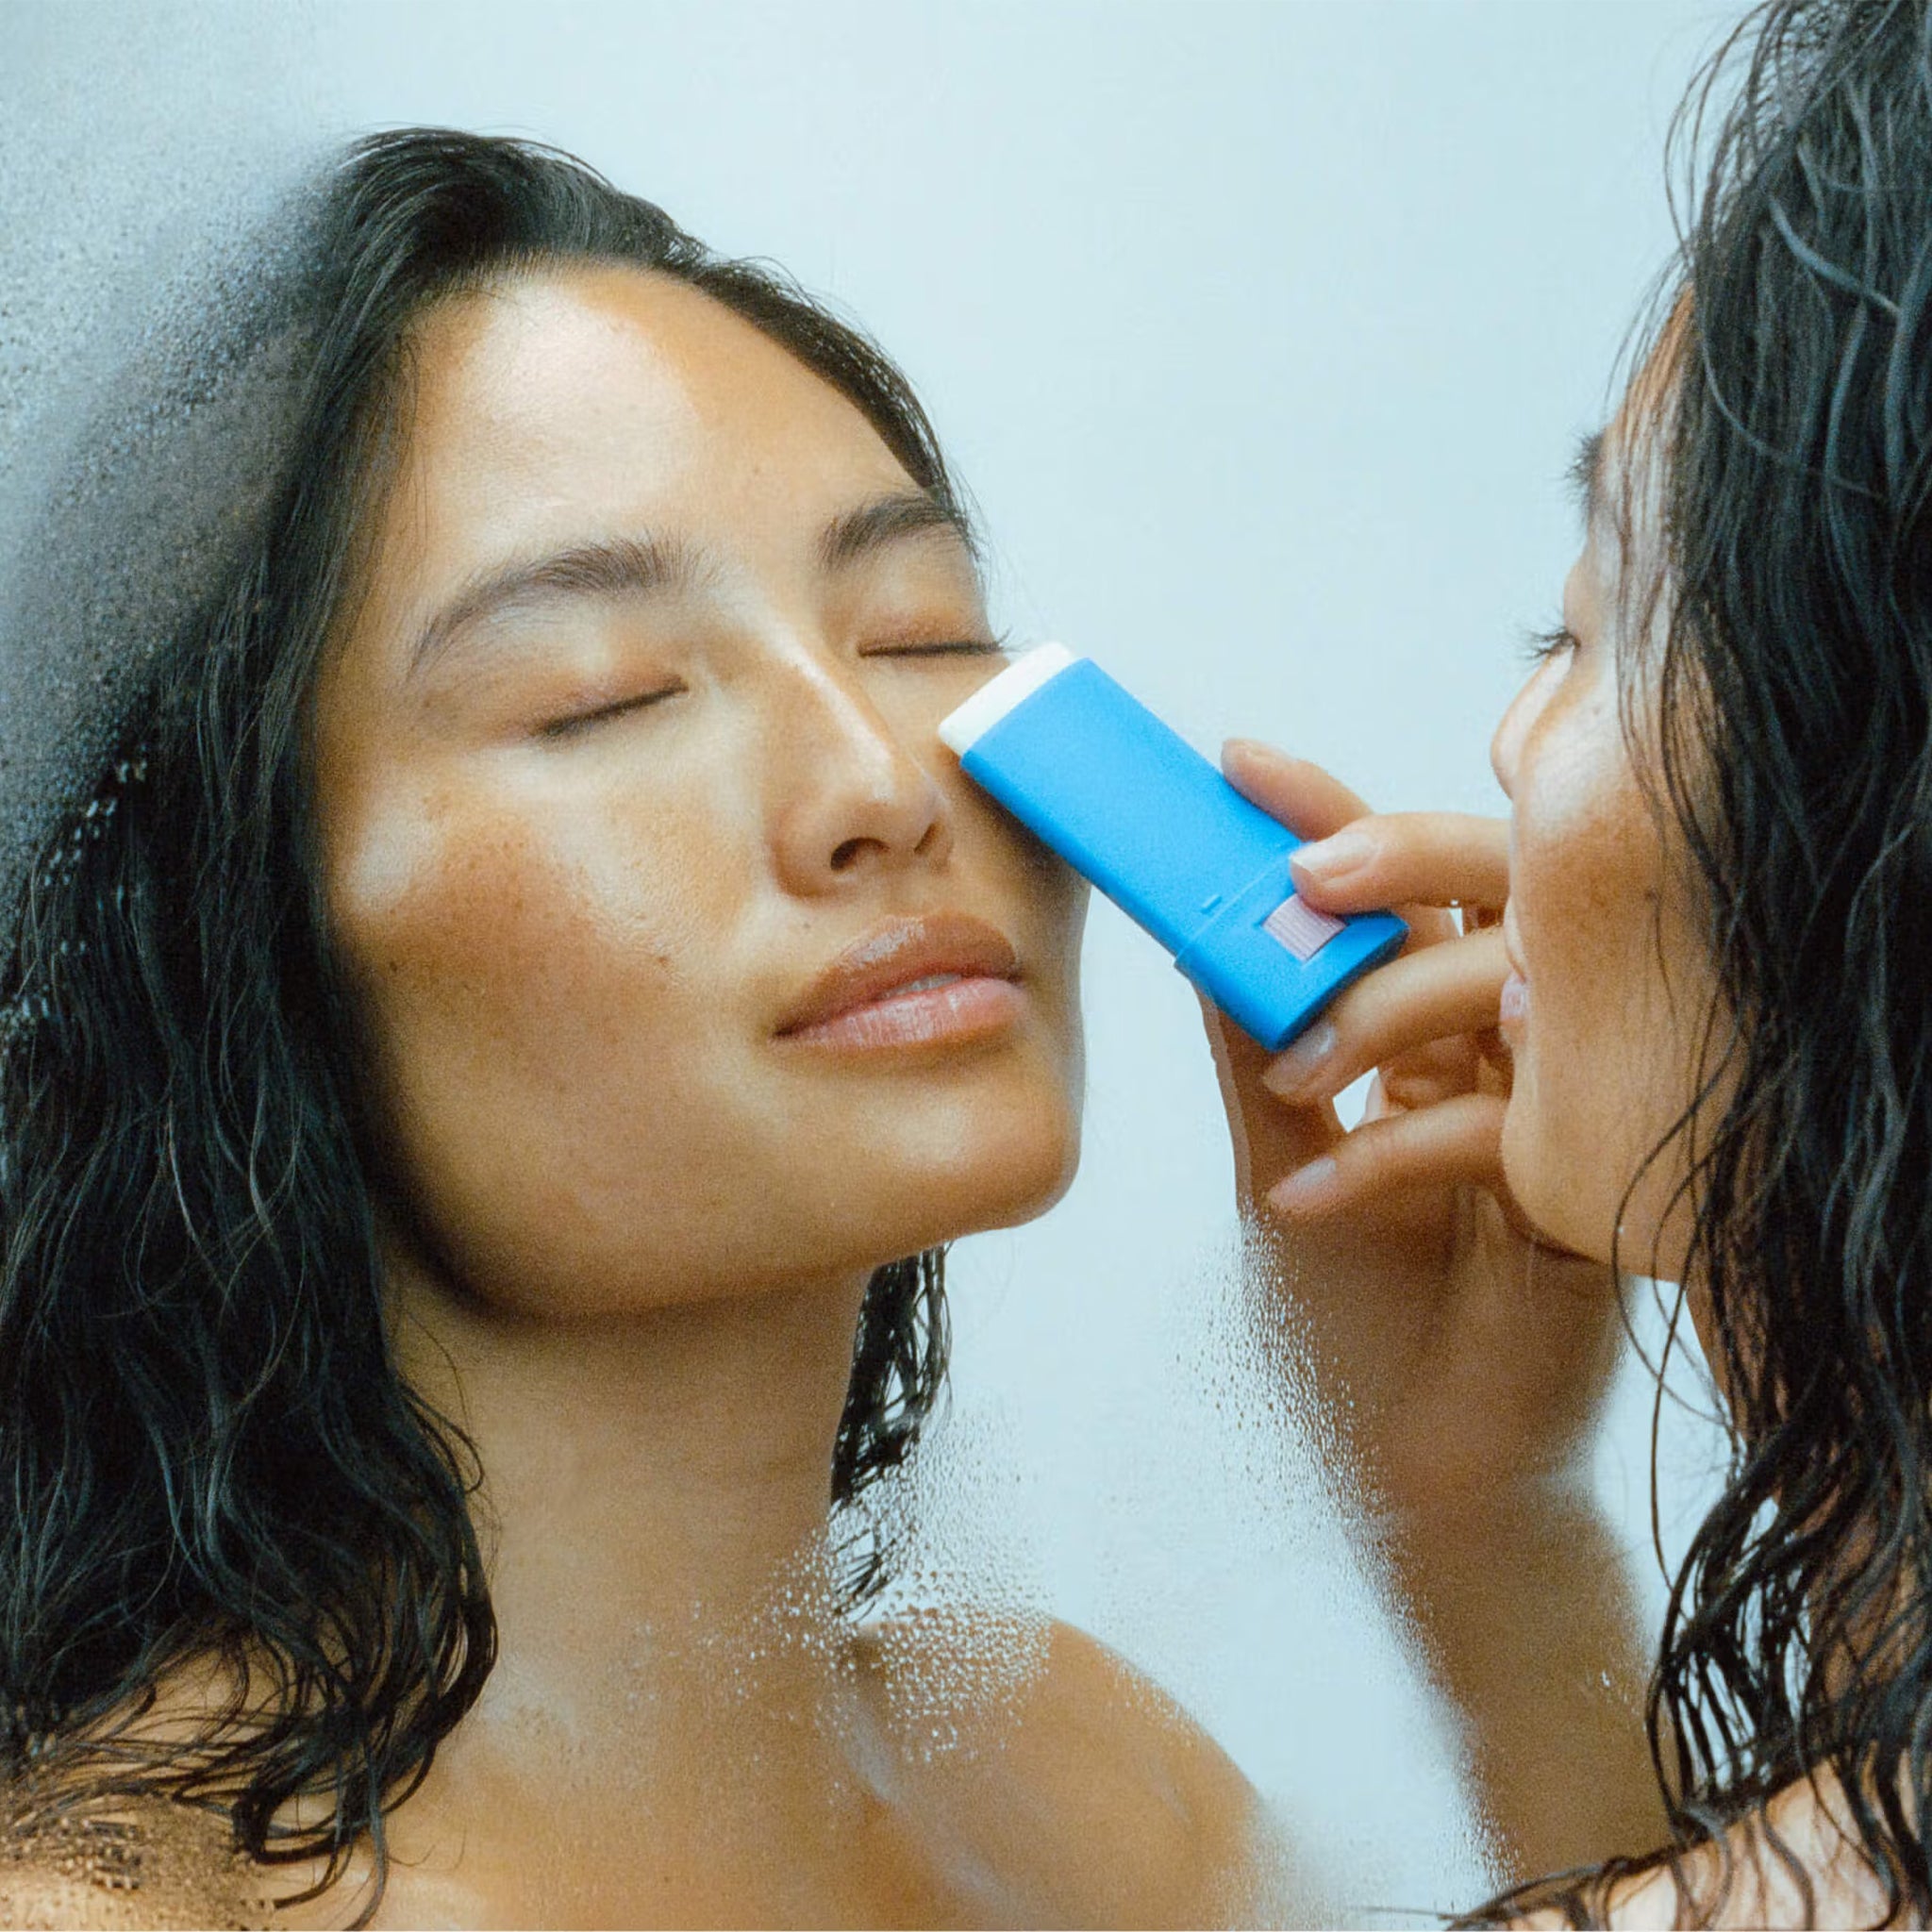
[951, 774, 1089, 1043]
[1505, 693, 1686, 1257]
[335, 780, 715, 1062]
[324, 771, 758, 1305]
[1507, 667, 1724, 1278]
[1514, 698, 1658, 1054]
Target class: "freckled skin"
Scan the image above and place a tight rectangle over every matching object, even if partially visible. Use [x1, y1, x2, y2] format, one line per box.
[1491, 411, 1722, 1291]
[311, 269, 1088, 1317]
[1484, 427, 1907, 1930]
[279, 266, 1273, 1928]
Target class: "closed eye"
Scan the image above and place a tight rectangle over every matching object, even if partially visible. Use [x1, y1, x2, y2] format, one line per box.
[860, 637, 1008, 659]
[536, 684, 686, 740]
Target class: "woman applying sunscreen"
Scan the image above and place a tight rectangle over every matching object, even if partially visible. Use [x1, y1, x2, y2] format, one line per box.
[1210, 0, 1932, 1917]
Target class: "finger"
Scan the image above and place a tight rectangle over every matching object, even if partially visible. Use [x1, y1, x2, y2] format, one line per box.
[1265, 1091, 1507, 1220]
[1379, 1037, 1484, 1112]
[1288, 811, 1510, 919]
[1220, 739, 1369, 841]
[1261, 927, 1509, 1102]
[1354, 1063, 1483, 1124]
[1220, 742, 1457, 948]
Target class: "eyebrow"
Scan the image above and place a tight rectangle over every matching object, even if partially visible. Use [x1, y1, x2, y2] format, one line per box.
[407, 490, 976, 683]
[818, 490, 977, 573]
[1568, 428, 1607, 533]
[408, 534, 699, 682]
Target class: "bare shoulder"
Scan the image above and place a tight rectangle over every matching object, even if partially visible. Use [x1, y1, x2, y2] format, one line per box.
[0, 1797, 273, 1930]
[1017, 1619, 1256, 1829]
[1510, 1774, 1896, 1930]
[861, 1610, 1317, 1925]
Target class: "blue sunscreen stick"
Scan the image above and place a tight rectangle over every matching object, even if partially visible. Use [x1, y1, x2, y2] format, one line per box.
[938, 644, 1407, 1051]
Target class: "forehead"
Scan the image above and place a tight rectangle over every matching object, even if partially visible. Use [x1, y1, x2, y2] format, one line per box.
[1573, 343, 1681, 612]
[381, 265, 918, 567]
[1597, 311, 1687, 544]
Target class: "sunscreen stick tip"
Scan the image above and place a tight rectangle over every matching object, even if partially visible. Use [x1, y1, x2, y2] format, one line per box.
[938, 642, 1078, 755]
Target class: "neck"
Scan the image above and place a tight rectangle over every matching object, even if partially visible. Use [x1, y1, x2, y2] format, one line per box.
[387, 1248, 873, 1725]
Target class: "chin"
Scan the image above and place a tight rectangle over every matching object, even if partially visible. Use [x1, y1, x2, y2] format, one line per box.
[869, 1093, 1082, 1258]
[1499, 1091, 1615, 1266]
[973, 1119, 1083, 1234]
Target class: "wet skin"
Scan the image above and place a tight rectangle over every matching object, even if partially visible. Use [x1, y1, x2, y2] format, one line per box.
[1193, 379, 1721, 1890]
[1263, 375, 1874, 1924]
[1489, 409, 1721, 1291]
[312, 267, 1087, 1318]
[287, 266, 1264, 1928]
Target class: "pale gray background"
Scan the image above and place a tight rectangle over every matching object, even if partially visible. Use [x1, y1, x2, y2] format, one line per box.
[2, 1, 1736, 1914]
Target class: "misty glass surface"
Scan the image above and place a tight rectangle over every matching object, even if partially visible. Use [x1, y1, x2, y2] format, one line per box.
[1, 1, 1734, 1916]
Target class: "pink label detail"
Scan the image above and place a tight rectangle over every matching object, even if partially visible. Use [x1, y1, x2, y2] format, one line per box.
[1262, 893, 1344, 963]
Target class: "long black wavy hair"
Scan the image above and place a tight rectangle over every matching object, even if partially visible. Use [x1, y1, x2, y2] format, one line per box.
[1489, 0, 1932, 1922]
[0, 129, 952, 1910]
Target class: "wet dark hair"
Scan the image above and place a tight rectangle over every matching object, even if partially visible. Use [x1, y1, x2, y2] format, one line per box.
[1488, 0, 1932, 1922]
[0, 129, 954, 1913]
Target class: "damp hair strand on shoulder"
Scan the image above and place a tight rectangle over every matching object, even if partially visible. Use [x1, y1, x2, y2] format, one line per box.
[1474, 1, 1932, 1923]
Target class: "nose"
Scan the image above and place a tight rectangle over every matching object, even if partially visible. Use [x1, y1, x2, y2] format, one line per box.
[1491, 657, 1557, 802]
[766, 656, 954, 894]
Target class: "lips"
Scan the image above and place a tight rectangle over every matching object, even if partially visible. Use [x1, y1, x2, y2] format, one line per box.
[774, 912, 1023, 1041]
[1496, 907, 1531, 1034]
[1501, 905, 1529, 984]
[1499, 972, 1529, 1028]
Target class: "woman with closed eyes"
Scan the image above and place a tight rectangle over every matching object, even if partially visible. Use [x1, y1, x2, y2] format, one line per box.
[0, 96, 1739, 1932]
[0, 130, 1294, 1929]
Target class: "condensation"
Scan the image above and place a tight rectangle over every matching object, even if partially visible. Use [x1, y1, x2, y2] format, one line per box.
[921, 1224, 1505, 1917]
[0, 8, 1557, 1924]
[0, 2, 325, 939]
[0, 1795, 271, 1930]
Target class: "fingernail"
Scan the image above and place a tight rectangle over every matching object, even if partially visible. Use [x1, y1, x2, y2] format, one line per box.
[1268, 1157, 1340, 1216]
[1262, 1021, 1338, 1098]
[1291, 828, 1373, 883]
[1222, 737, 1278, 769]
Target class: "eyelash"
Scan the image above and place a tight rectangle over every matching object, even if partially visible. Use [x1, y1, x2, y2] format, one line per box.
[861, 637, 1006, 658]
[536, 686, 684, 740]
[534, 640, 1000, 740]
[1524, 624, 1579, 665]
